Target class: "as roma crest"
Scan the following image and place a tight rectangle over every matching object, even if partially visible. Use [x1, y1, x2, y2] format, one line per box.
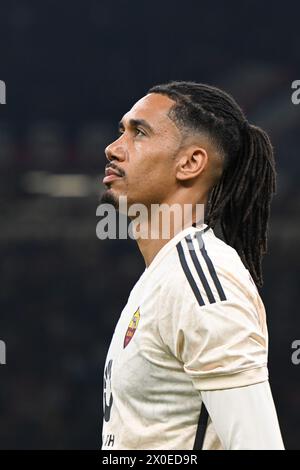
[123, 307, 140, 349]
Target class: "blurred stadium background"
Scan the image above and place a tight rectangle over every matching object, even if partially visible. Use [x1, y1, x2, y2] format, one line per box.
[0, 0, 299, 449]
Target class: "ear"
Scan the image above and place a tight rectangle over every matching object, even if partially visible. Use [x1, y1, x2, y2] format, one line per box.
[175, 146, 208, 182]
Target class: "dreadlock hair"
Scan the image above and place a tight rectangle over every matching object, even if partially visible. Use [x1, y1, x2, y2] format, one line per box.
[148, 81, 276, 288]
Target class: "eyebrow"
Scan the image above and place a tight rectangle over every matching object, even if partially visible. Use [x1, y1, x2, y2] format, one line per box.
[118, 118, 154, 135]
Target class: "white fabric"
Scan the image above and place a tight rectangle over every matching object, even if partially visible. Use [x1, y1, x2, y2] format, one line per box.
[201, 381, 284, 449]
[101, 223, 281, 450]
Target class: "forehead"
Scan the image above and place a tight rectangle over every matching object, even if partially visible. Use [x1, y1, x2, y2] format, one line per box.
[121, 93, 178, 132]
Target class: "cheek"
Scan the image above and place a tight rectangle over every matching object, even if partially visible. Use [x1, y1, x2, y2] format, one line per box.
[133, 164, 174, 203]
[135, 141, 174, 173]
[126, 140, 176, 195]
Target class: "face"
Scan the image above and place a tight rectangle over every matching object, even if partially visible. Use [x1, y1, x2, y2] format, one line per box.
[102, 93, 183, 210]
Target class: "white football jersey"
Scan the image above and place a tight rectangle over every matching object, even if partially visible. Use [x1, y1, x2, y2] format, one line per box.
[101, 223, 269, 450]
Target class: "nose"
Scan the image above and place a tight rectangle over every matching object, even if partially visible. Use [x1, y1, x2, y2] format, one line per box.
[105, 137, 126, 163]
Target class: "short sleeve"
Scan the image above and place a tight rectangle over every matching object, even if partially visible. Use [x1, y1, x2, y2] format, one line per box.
[157, 276, 269, 391]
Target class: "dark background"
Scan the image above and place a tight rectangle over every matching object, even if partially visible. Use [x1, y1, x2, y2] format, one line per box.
[0, 0, 299, 449]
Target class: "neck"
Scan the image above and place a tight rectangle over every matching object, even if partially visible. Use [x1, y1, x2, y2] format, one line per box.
[134, 192, 207, 268]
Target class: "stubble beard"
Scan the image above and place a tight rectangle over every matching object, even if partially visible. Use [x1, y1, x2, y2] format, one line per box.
[100, 188, 120, 210]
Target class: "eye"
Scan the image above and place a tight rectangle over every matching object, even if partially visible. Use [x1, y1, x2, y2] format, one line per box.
[135, 128, 145, 137]
[117, 127, 145, 137]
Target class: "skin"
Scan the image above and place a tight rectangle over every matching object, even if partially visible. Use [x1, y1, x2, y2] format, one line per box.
[102, 92, 223, 267]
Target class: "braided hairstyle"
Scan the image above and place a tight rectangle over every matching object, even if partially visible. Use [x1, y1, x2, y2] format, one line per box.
[148, 81, 276, 288]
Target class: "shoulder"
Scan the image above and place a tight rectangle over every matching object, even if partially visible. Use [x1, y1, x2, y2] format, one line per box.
[160, 226, 259, 308]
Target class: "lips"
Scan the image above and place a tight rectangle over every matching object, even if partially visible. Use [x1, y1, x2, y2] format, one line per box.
[105, 167, 122, 177]
[103, 166, 123, 184]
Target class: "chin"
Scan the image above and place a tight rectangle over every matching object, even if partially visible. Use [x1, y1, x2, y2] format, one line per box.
[100, 187, 120, 209]
[101, 187, 133, 213]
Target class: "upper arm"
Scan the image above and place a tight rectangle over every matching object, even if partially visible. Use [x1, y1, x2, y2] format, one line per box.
[158, 283, 269, 390]
[201, 382, 284, 450]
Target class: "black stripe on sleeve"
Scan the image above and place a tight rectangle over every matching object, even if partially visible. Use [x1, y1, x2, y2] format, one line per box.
[185, 235, 216, 304]
[195, 232, 227, 301]
[193, 403, 209, 450]
[176, 242, 205, 307]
